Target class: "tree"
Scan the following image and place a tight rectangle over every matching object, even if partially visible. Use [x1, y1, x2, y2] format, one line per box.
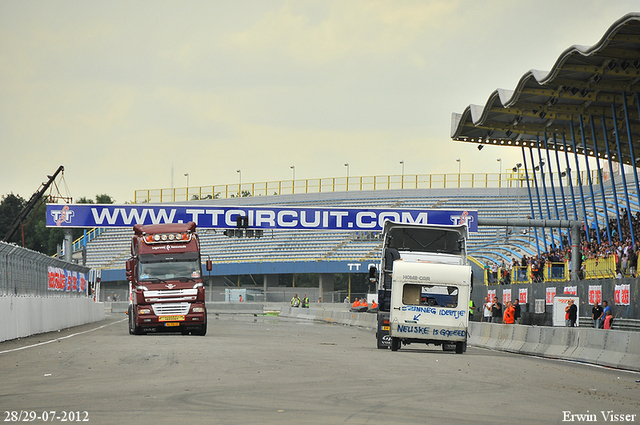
[0, 194, 26, 245]
[95, 194, 114, 204]
[1, 192, 115, 256]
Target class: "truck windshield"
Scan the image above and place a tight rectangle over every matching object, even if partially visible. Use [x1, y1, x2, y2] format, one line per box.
[138, 259, 201, 282]
[387, 227, 463, 256]
[402, 283, 459, 308]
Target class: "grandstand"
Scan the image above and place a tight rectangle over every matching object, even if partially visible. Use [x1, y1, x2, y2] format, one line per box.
[81, 13, 640, 290]
[84, 172, 640, 282]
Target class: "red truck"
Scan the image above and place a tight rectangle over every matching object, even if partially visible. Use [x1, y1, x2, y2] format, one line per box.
[126, 221, 209, 336]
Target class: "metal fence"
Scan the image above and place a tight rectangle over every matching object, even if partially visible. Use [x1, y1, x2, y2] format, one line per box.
[0, 241, 91, 297]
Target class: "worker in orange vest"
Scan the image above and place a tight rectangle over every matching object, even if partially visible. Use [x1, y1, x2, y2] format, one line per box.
[503, 301, 515, 324]
[361, 299, 368, 308]
[371, 300, 378, 309]
[352, 298, 361, 308]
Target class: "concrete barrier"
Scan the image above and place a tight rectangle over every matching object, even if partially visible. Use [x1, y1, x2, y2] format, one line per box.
[469, 322, 640, 372]
[279, 305, 377, 329]
[206, 302, 264, 315]
[0, 297, 105, 342]
[275, 306, 640, 372]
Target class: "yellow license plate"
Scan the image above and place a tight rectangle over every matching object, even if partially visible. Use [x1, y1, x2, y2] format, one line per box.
[159, 315, 185, 322]
[164, 322, 180, 327]
[382, 326, 390, 331]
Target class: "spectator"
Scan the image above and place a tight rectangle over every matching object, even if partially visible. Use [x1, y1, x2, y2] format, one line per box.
[591, 302, 603, 329]
[566, 299, 577, 327]
[513, 299, 521, 324]
[482, 296, 492, 323]
[603, 310, 613, 329]
[599, 300, 611, 328]
[491, 298, 503, 324]
[503, 302, 515, 324]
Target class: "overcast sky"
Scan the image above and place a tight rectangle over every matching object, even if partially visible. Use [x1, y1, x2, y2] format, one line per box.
[1, 1, 637, 203]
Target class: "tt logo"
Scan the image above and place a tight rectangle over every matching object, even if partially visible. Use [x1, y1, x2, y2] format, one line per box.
[165, 284, 176, 289]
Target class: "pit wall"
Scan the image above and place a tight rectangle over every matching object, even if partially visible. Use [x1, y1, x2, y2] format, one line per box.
[279, 306, 640, 372]
[0, 297, 105, 343]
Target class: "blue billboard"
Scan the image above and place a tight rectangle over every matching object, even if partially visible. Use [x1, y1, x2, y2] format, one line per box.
[46, 204, 478, 232]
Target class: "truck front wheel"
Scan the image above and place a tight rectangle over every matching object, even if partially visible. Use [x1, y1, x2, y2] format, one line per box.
[390, 337, 400, 351]
[192, 323, 207, 336]
[128, 306, 144, 335]
[455, 341, 466, 354]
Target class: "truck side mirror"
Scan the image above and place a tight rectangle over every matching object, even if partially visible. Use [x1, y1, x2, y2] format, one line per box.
[369, 265, 378, 282]
[206, 260, 212, 271]
[125, 259, 133, 281]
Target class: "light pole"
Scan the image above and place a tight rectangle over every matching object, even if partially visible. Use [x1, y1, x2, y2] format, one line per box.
[400, 160, 405, 189]
[184, 173, 189, 201]
[236, 169, 241, 197]
[290, 165, 295, 194]
[456, 159, 461, 187]
[344, 163, 349, 191]
[497, 158, 502, 187]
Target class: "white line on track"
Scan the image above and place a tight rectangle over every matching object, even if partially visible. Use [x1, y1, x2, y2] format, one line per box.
[0, 318, 127, 355]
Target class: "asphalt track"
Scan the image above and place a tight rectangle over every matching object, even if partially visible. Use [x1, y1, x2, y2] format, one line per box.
[0, 313, 638, 425]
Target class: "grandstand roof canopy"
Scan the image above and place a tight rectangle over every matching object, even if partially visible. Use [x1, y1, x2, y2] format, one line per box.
[451, 12, 640, 166]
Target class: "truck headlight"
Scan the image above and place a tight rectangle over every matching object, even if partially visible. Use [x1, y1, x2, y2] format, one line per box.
[193, 283, 204, 289]
[192, 307, 205, 313]
[138, 308, 151, 315]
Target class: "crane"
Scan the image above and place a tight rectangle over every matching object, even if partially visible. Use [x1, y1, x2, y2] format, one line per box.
[2, 165, 65, 245]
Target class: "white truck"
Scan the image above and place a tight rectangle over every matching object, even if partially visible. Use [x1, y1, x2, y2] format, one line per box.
[372, 221, 472, 354]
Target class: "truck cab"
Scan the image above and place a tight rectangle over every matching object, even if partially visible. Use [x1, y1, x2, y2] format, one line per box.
[126, 221, 209, 336]
[373, 221, 471, 353]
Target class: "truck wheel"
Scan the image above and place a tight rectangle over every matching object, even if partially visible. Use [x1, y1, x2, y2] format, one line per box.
[391, 337, 400, 351]
[442, 343, 455, 351]
[193, 323, 207, 336]
[455, 342, 465, 354]
[128, 306, 134, 335]
[129, 307, 144, 335]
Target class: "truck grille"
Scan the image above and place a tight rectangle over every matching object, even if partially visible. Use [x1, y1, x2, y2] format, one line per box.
[144, 289, 198, 297]
[152, 303, 190, 316]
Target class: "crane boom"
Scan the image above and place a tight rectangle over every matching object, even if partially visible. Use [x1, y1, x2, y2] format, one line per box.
[2, 165, 65, 243]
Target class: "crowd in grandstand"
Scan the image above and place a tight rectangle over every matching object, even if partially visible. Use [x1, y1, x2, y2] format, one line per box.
[489, 208, 640, 283]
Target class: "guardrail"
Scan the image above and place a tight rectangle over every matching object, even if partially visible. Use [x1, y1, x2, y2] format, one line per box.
[134, 170, 599, 203]
[0, 241, 90, 297]
[483, 256, 638, 284]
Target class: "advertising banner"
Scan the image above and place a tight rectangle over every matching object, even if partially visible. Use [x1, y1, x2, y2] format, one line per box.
[546, 287, 556, 305]
[47, 267, 86, 292]
[46, 204, 479, 232]
[588, 285, 602, 305]
[502, 288, 511, 304]
[519, 288, 528, 304]
[615, 284, 630, 305]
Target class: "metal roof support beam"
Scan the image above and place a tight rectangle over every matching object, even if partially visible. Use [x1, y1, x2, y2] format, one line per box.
[570, 120, 591, 242]
[544, 133, 562, 248]
[553, 134, 570, 223]
[562, 133, 579, 221]
[529, 146, 547, 250]
[601, 114, 624, 240]
[611, 102, 636, 246]
[521, 146, 540, 256]
[537, 135, 555, 247]
[589, 115, 612, 243]
[478, 218, 583, 281]
[579, 114, 601, 244]
[622, 92, 640, 212]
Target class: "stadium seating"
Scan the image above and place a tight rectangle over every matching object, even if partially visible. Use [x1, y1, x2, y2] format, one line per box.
[83, 175, 640, 271]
